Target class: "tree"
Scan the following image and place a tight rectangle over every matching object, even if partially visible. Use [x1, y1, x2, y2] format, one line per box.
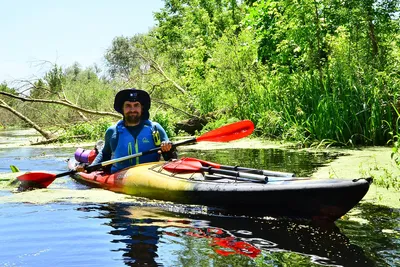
[153, 0, 245, 77]
[105, 35, 145, 79]
[245, 0, 400, 73]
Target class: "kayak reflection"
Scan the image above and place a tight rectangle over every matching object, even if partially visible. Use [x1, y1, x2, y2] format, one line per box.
[89, 204, 261, 265]
[81, 203, 375, 266]
[183, 227, 261, 258]
[198, 214, 376, 267]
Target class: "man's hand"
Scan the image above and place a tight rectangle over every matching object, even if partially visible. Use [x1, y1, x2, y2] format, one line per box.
[75, 165, 86, 173]
[159, 141, 173, 153]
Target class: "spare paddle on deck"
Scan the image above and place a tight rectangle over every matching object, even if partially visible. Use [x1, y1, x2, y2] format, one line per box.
[180, 157, 295, 178]
[163, 159, 269, 182]
[17, 120, 255, 188]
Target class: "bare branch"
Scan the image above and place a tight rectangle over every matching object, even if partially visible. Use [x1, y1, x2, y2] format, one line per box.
[152, 98, 202, 119]
[0, 91, 120, 118]
[138, 52, 187, 94]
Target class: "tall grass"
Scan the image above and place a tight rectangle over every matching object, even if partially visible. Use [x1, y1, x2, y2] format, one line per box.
[203, 25, 400, 146]
[248, 67, 398, 146]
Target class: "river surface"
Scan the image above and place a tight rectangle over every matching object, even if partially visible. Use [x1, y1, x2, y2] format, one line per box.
[0, 129, 399, 266]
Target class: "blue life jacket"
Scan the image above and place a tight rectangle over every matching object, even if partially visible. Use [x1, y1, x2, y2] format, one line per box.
[111, 120, 160, 173]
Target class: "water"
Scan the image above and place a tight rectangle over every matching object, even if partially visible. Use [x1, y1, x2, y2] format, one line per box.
[0, 130, 399, 266]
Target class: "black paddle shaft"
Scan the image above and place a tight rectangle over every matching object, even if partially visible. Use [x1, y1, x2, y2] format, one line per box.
[55, 170, 76, 178]
[201, 166, 268, 182]
[219, 165, 295, 177]
[85, 138, 197, 173]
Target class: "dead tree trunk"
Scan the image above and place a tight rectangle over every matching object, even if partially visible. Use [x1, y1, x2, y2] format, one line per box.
[0, 99, 55, 140]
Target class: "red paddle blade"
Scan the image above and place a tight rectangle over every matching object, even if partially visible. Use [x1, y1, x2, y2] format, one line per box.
[163, 159, 203, 173]
[179, 157, 221, 168]
[17, 172, 56, 188]
[196, 120, 254, 142]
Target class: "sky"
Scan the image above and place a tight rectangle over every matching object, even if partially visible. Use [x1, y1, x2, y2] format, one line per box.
[0, 0, 164, 85]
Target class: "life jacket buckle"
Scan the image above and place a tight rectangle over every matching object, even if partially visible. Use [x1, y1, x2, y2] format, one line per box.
[152, 129, 161, 146]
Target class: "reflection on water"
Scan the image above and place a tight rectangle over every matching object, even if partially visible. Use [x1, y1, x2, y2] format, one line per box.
[0, 201, 389, 266]
[78, 204, 376, 266]
[0, 128, 41, 145]
[338, 203, 400, 267]
[1, 200, 393, 267]
[0, 203, 121, 266]
[0, 128, 40, 137]
[0, 146, 76, 173]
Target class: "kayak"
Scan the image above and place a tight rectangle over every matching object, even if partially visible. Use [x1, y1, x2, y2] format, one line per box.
[67, 157, 372, 222]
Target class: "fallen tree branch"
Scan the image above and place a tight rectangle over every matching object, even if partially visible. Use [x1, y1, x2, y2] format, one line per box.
[0, 98, 55, 139]
[0, 91, 120, 118]
[31, 134, 87, 145]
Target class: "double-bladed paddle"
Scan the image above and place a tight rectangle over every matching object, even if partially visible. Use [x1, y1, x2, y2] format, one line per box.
[17, 120, 255, 189]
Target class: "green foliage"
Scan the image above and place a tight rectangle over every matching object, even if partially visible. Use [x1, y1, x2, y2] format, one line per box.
[63, 69, 116, 115]
[199, 117, 240, 135]
[152, 111, 176, 138]
[104, 35, 146, 79]
[239, 0, 400, 146]
[359, 154, 400, 191]
[255, 110, 283, 138]
[45, 64, 65, 93]
[0, 83, 16, 94]
[30, 64, 66, 99]
[153, 0, 245, 80]
[60, 118, 114, 142]
[388, 110, 400, 190]
[374, 168, 400, 191]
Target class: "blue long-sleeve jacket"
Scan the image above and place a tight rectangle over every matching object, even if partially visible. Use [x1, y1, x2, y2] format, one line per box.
[92, 120, 175, 173]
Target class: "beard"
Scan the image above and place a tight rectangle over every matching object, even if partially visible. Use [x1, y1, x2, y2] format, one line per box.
[124, 112, 141, 125]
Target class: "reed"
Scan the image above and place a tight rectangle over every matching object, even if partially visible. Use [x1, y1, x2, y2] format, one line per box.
[233, 64, 399, 146]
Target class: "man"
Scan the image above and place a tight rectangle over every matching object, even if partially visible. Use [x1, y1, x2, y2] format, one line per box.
[81, 88, 176, 173]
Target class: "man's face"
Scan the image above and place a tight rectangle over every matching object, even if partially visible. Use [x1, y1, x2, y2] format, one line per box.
[123, 101, 142, 125]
